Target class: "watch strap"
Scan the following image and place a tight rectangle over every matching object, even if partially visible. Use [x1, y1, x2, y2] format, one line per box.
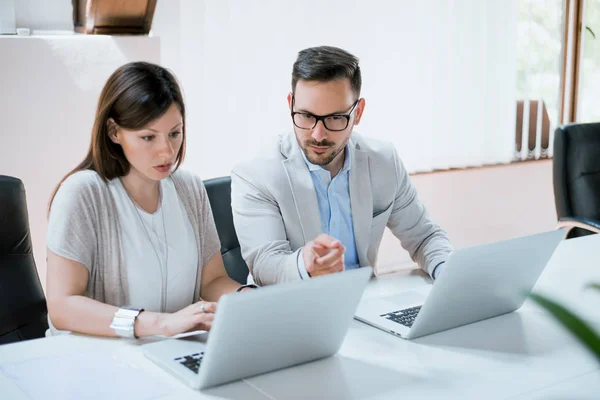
[110, 307, 144, 338]
[236, 284, 258, 293]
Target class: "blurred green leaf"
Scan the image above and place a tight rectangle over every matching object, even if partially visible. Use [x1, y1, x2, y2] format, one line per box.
[530, 293, 600, 362]
[588, 283, 600, 292]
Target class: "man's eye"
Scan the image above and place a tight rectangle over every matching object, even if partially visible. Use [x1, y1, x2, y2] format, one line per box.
[298, 113, 315, 120]
[329, 115, 345, 121]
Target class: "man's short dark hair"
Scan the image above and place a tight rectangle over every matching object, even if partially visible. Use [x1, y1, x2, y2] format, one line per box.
[291, 46, 361, 97]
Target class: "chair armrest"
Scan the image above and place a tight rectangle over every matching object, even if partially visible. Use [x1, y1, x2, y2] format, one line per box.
[557, 217, 600, 235]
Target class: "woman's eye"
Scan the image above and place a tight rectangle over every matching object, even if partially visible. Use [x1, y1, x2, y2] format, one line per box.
[142, 135, 154, 141]
[169, 131, 182, 137]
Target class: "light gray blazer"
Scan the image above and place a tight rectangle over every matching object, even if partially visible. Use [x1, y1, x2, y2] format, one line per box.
[231, 132, 452, 286]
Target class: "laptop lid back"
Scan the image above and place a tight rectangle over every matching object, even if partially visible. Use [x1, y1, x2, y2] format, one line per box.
[408, 230, 565, 339]
[197, 267, 372, 388]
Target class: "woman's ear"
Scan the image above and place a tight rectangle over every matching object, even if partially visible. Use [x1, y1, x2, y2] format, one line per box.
[107, 118, 120, 144]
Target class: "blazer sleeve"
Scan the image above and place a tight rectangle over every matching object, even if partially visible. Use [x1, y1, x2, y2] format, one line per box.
[386, 148, 453, 276]
[231, 166, 303, 286]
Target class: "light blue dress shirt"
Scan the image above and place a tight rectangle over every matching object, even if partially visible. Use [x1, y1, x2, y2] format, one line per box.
[297, 145, 360, 278]
[295, 144, 445, 280]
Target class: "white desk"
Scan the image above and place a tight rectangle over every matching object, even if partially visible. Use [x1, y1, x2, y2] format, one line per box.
[1, 234, 599, 399]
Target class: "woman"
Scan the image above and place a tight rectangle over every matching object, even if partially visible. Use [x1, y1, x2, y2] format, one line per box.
[46, 62, 254, 338]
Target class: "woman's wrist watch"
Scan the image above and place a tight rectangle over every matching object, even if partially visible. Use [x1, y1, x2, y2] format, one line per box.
[110, 307, 144, 338]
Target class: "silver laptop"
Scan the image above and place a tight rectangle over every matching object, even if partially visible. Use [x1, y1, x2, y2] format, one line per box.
[143, 267, 372, 390]
[355, 229, 564, 340]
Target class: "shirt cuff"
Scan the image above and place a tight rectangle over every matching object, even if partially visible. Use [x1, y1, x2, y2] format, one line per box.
[297, 249, 310, 279]
[432, 262, 444, 280]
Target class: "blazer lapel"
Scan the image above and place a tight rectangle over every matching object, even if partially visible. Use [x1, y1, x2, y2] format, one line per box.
[349, 145, 372, 267]
[282, 136, 322, 243]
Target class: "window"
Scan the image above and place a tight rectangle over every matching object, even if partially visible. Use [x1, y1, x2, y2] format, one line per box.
[515, 0, 565, 160]
[578, 0, 600, 122]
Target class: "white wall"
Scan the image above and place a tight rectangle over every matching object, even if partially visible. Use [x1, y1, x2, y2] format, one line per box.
[14, 0, 73, 31]
[7, 1, 522, 175]
[151, 0, 181, 77]
[377, 160, 557, 272]
[0, 35, 160, 287]
[151, 0, 519, 178]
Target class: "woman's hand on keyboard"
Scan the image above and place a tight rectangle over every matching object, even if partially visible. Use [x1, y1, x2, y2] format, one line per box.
[158, 301, 217, 336]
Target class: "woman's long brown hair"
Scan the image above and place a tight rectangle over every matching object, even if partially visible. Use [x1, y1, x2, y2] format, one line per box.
[48, 62, 186, 212]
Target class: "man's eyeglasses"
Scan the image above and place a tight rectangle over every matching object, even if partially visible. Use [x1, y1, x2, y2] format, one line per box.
[291, 97, 359, 132]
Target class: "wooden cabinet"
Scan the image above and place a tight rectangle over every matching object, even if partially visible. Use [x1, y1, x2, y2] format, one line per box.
[72, 0, 157, 34]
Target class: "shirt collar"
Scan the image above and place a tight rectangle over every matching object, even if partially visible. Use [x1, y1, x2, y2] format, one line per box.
[299, 143, 352, 174]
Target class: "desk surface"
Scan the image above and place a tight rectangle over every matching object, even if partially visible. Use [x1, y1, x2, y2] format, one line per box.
[1, 234, 599, 399]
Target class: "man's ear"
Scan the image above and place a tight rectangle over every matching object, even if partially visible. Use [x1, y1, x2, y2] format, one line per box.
[353, 98, 366, 126]
[287, 92, 293, 111]
[107, 118, 120, 144]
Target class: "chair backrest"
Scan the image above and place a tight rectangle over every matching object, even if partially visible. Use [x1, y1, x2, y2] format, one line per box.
[0, 175, 48, 344]
[204, 177, 249, 284]
[553, 122, 600, 238]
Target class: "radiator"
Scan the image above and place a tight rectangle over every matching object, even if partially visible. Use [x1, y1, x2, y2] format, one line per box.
[515, 99, 554, 161]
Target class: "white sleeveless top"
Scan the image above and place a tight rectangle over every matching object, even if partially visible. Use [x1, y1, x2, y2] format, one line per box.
[108, 177, 198, 313]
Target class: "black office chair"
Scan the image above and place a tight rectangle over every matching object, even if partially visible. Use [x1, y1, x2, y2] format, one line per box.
[0, 175, 48, 345]
[553, 122, 600, 239]
[204, 177, 250, 284]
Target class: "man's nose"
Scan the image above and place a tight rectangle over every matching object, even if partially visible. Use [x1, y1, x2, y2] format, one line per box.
[311, 120, 328, 142]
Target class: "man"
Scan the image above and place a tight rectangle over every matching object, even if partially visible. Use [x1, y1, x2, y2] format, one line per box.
[231, 46, 452, 286]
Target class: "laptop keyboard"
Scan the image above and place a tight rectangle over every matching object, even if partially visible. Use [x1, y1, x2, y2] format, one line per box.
[175, 352, 204, 374]
[381, 305, 422, 327]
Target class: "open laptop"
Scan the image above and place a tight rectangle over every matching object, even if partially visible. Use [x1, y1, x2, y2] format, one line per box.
[143, 267, 372, 390]
[355, 229, 565, 340]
